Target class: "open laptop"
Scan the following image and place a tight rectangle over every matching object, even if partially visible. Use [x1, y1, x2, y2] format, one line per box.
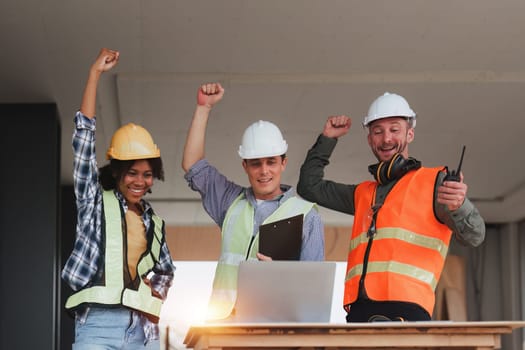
[228, 260, 337, 323]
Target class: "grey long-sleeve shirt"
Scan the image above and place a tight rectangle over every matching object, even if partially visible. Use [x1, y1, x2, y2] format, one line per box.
[185, 159, 325, 260]
[297, 134, 485, 247]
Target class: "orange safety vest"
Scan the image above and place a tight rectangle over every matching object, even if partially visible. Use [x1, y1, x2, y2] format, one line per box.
[343, 167, 452, 316]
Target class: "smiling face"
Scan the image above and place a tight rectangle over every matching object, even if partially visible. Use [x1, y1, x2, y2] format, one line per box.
[367, 117, 414, 162]
[117, 159, 154, 209]
[242, 156, 287, 200]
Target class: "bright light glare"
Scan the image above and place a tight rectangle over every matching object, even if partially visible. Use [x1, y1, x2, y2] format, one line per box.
[159, 261, 217, 349]
[159, 261, 347, 349]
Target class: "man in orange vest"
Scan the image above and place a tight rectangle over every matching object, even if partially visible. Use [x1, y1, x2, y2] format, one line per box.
[297, 92, 485, 322]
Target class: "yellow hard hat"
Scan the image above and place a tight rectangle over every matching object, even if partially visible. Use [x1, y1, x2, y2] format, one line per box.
[106, 123, 160, 160]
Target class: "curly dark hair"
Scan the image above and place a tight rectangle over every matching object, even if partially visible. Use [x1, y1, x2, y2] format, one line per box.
[99, 157, 165, 191]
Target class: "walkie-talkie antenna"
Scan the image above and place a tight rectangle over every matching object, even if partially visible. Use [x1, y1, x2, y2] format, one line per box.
[455, 145, 466, 175]
[445, 145, 466, 182]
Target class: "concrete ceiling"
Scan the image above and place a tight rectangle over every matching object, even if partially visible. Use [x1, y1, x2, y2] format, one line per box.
[2, 0, 525, 225]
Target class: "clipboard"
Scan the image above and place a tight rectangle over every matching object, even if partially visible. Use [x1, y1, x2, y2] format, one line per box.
[258, 214, 303, 260]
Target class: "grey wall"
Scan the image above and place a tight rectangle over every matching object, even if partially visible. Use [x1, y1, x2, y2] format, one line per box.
[450, 223, 525, 350]
[0, 104, 60, 350]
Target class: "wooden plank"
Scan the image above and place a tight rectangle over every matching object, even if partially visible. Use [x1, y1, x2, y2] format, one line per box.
[182, 322, 525, 350]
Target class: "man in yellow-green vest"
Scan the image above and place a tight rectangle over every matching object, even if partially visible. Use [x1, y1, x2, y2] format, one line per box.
[182, 82, 325, 320]
[298, 92, 485, 322]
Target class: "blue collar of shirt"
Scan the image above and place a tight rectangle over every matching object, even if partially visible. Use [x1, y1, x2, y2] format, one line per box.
[244, 184, 294, 206]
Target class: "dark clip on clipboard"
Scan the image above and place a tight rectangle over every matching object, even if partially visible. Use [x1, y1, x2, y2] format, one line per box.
[258, 214, 303, 261]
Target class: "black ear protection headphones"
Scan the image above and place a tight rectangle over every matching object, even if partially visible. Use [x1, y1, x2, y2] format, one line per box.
[368, 153, 421, 185]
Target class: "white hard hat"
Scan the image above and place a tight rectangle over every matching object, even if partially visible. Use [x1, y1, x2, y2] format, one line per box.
[363, 92, 416, 127]
[238, 120, 288, 159]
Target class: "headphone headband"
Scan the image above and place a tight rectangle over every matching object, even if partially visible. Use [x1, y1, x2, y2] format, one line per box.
[368, 154, 421, 185]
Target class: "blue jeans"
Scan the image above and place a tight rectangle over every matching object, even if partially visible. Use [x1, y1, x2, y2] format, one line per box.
[73, 306, 160, 349]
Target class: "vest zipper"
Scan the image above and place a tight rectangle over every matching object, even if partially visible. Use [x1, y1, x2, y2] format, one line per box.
[122, 217, 135, 288]
[245, 235, 256, 260]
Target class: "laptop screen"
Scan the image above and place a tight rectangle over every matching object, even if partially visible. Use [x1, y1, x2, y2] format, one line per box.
[230, 260, 337, 323]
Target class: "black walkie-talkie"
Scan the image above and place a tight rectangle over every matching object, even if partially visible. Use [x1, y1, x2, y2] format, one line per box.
[444, 145, 466, 182]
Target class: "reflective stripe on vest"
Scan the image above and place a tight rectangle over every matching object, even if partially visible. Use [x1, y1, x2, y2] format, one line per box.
[206, 193, 315, 320]
[343, 167, 452, 316]
[65, 190, 164, 317]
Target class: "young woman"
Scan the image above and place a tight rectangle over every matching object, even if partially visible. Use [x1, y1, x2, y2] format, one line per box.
[61, 48, 175, 349]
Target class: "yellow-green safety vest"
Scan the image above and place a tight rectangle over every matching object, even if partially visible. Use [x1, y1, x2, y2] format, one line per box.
[65, 190, 164, 318]
[206, 193, 316, 320]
